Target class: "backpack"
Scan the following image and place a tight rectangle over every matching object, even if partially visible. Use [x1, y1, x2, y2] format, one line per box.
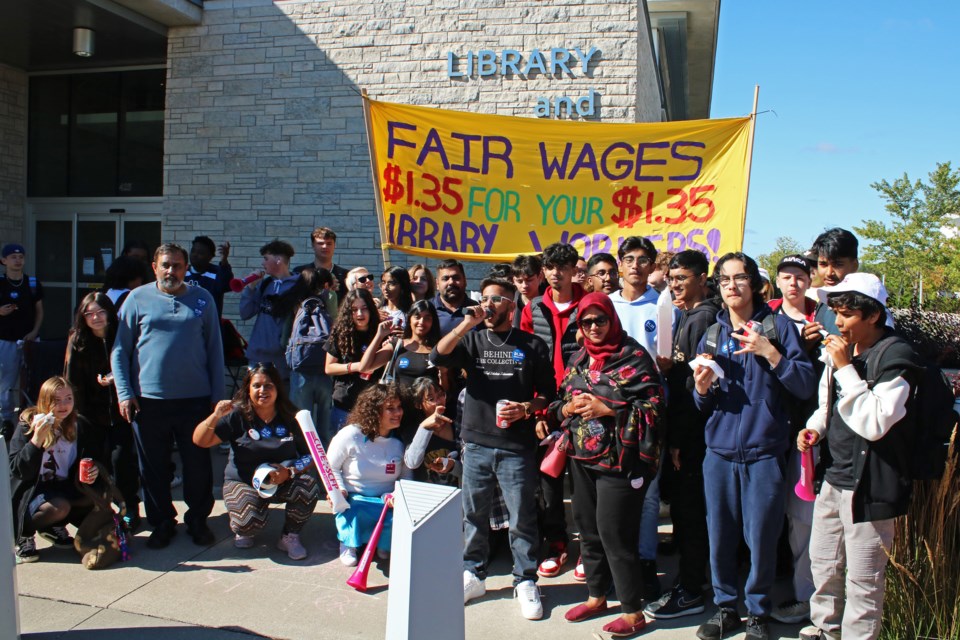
[285, 296, 332, 374]
[863, 335, 959, 481]
[702, 314, 779, 357]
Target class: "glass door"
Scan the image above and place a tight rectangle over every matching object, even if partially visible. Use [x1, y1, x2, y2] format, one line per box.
[29, 209, 161, 339]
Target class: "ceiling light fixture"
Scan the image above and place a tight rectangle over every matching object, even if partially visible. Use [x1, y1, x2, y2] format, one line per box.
[73, 27, 95, 57]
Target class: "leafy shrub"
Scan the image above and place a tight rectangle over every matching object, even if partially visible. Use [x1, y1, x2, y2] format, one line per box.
[891, 309, 960, 368]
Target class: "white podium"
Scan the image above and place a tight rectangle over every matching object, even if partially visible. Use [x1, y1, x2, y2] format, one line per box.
[0, 436, 22, 639]
[385, 480, 463, 640]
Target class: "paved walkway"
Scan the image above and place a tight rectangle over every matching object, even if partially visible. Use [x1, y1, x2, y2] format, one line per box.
[15, 454, 805, 640]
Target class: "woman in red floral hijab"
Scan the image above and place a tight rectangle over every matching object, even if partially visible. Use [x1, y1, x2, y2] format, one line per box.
[550, 292, 663, 637]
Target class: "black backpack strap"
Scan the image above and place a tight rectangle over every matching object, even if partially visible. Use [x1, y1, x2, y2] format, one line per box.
[862, 335, 901, 387]
[704, 322, 722, 357]
[761, 314, 779, 345]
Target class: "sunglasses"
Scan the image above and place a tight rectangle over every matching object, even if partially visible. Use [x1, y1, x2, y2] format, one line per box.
[355, 275, 374, 284]
[578, 316, 610, 329]
[479, 294, 508, 304]
[248, 362, 279, 372]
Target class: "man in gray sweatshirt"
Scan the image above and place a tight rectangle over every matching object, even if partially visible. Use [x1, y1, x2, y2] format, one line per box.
[112, 243, 224, 549]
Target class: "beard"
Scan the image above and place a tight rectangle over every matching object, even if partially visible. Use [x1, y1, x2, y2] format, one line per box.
[441, 285, 463, 303]
[158, 275, 184, 293]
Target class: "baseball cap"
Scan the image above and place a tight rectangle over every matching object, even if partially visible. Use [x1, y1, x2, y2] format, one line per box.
[817, 272, 888, 307]
[2, 243, 25, 258]
[777, 254, 813, 275]
[758, 268, 771, 283]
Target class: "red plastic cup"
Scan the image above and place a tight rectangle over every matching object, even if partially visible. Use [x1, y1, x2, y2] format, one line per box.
[79, 458, 96, 483]
[739, 320, 761, 348]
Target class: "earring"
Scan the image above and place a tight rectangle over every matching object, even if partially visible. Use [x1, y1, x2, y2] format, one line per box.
[276, 259, 280, 264]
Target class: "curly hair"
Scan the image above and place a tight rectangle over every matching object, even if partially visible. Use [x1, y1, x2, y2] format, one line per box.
[232, 363, 299, 426]
[331, 288, 379, 362]
[21, 376, 78, 447]
[346, 383, 403, 440]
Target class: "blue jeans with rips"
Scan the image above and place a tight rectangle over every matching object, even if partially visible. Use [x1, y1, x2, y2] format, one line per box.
[461, 442, 539, 586]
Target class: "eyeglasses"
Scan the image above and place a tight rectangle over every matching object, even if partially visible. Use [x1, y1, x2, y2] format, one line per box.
[589, 269, 615, 279]
[479, 294, 507, 304]
[667, 275, 692, 285]
[355, 275, 373, 284]
[717, 274, 752, 286]
[83, 309, 108, 318]
[620, 255, 652, 266]
[579, 316, 610, 329]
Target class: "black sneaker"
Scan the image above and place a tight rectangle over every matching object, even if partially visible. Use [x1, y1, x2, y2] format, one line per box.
[745, 615, 769, 640]
[188, 522, 215, 546]
[38, 525, 75, 549]
[639, 559, 662, 601]
[644, 585, 705, 619]
[696, 607, 742, 640]
[15, 537, 39, 564]
[123, 513, 142, 534]
[146, 520, 177, 549]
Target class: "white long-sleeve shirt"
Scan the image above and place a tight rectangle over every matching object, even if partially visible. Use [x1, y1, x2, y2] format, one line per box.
[806, 362, 910, 442]
[327, 424, 411, 496]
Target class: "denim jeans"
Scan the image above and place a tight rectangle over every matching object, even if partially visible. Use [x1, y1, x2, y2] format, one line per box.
[289, 371, 334, 447]
[637, 462, 662, 560]
[462, 442, 539, 585]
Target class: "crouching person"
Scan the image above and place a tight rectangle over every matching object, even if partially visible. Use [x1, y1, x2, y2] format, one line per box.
[798, 274, 916, 640]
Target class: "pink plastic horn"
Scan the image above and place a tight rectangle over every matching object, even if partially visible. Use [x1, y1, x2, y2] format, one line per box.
[229, 272, 262, 293]
[346, 494, 393, 592]
[794, 436, 816, 502]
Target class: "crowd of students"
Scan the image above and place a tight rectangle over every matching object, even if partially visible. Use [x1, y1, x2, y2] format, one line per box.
[1, 225, 928, 640]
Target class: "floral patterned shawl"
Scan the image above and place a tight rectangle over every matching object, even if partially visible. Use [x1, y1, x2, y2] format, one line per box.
[551, 335, 663, 474]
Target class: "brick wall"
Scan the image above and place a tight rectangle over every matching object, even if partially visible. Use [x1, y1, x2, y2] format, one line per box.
[164, 0, 663, 300]
[0, 64, 27, 248]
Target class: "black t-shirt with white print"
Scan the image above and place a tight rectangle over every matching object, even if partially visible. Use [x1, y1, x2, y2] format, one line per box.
[430, 328, 555, 452]
[215, 409, 311, 485]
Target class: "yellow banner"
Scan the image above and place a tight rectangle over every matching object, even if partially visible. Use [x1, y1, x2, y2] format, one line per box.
[368, 99, 752, 263]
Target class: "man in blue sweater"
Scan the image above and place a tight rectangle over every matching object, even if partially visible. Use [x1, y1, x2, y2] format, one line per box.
[112, 243, 224, 549]
[692, 252, 816, 640]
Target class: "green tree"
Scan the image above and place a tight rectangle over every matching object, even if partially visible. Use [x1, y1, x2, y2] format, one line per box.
[757, 236, 804, 279]
[856, 162, 960, 310]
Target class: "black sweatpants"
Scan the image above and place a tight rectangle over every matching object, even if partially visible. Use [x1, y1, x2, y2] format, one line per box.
[668, 453, 709, 594]
[571, 461, 649, 613]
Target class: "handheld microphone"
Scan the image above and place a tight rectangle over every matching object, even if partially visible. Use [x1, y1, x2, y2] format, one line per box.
[464, 307, 494, 319]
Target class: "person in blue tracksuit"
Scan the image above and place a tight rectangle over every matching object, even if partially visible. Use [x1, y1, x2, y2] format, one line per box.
[691, 252, 816, 640]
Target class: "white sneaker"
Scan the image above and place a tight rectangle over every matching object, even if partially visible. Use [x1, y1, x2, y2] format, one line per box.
[771, 599, 810, 624]
[463, 570, 486, 604]
[234, 533, 254, 549]
[340, 543, 358, 567]
[277, 532, 307, 560]
[514, 580, 543, 620]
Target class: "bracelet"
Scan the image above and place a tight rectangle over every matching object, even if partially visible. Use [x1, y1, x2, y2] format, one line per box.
[453, 329, 463, 338]
[347, 362, 353, 374]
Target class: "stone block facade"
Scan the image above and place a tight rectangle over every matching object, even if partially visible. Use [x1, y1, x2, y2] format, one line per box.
[0, 64, 27, 246]
[164, 0, 663, 293]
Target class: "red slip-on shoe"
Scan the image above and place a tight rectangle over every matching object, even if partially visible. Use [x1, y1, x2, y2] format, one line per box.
[564, 601, 609, 622]
[602, 615, 648, 637]
[537, 544, 569, 578]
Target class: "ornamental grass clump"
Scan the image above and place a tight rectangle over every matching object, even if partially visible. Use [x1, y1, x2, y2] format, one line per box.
[880, 425, 959, 639]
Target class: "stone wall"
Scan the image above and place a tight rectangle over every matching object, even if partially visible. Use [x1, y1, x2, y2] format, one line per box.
[164, 0, 663, 293]
[0, 64, 27, 248]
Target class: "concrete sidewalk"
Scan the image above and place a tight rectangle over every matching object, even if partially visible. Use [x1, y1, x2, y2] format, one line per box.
[15, 456, 806, 640]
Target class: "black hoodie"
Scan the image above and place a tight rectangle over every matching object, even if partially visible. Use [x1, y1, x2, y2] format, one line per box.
[664, 297, 722, 459]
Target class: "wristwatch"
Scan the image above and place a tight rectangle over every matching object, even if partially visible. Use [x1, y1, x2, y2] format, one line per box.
[522, 402, 533, 418]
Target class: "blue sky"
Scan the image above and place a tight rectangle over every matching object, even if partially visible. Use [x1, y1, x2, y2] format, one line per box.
[710, 1, 960, 257]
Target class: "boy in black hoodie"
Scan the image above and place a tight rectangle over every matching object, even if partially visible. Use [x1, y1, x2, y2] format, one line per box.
[645, 250, 719, 620]
[797, 273, 916, 640]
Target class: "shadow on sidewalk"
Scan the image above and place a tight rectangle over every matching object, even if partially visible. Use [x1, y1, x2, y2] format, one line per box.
[25, 626, 269, 639]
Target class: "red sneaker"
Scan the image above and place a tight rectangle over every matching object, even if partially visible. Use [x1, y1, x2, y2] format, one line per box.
[573, 555, 586, 582]
[603, 615, 647, 637]
[537, 543, 569, 578]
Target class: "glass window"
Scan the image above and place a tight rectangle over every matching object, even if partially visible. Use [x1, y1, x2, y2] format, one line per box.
[27, 69, 165, 197]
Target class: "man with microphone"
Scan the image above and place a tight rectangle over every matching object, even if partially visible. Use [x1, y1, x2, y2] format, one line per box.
[430, 276, 556, 621]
